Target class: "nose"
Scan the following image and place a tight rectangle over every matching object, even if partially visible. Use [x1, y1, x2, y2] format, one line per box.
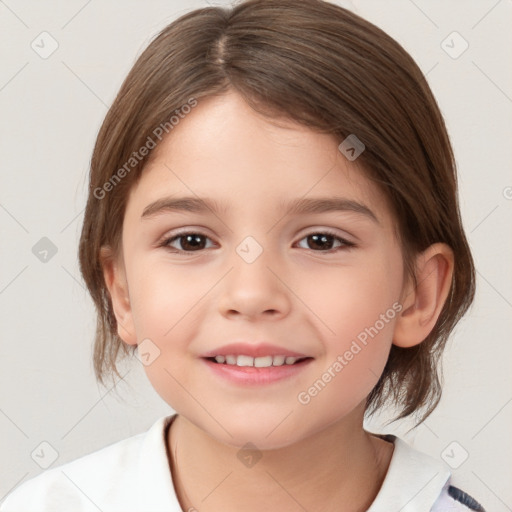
[218, 245, 292, 321]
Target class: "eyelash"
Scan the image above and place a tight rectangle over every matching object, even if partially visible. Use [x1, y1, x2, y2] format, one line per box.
[158, 229, 356, 255]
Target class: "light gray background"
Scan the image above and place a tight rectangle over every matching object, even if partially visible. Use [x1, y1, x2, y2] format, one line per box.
[1, 0, 511, 509]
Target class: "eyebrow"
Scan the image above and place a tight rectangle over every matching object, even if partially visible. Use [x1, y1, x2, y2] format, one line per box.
[141, 196, 378, 223]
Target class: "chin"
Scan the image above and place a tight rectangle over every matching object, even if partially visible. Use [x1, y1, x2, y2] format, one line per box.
[204, 412, 307, 451]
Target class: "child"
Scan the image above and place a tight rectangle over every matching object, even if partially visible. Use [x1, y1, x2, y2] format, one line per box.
[1, 0, 486, 510]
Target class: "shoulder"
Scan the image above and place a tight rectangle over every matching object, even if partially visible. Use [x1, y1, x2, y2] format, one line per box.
[0, 430, 146, 511]
[431, 482, 486, 512]
[366, 434, 486, 512]
[0, 415, 174, 512]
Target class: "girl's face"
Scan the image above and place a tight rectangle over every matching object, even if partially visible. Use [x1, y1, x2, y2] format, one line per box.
[114, 91, 405, 449]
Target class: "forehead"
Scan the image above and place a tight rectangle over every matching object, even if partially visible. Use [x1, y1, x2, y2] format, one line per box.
[126, 92, 392, 225]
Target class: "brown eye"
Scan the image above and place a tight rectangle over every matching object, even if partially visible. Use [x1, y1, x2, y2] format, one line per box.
[164, 233, 213, 252]
[296, 232, 354, 252]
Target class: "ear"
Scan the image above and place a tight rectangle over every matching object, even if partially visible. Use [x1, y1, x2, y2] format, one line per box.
[393, 243, 454, 348]
[100, 245, 138, 346]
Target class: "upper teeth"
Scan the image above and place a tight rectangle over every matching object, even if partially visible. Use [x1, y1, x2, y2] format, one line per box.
[213, 355, 302, 367]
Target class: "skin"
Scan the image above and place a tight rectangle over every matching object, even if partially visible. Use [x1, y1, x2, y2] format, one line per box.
[102, 91, 454, 511]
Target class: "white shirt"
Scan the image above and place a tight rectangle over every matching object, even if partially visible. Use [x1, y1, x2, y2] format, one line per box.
[0, 414, 484, 511]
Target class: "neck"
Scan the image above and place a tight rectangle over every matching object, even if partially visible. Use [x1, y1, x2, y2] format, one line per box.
[166, 406, 394, 512]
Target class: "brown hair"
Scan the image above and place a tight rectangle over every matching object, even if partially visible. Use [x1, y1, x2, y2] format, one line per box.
[78, 0, 475, 424]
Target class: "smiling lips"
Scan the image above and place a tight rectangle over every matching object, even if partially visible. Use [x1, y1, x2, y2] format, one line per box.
[202, 353, 314, 386]
[201, 342, 313, 368]
[210, 354, 310, 367]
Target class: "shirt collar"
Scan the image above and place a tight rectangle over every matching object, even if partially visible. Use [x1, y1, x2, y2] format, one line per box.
[136, 416, 451, 511]
[136, 414, 181, 511]
[367, 434, 451, 511]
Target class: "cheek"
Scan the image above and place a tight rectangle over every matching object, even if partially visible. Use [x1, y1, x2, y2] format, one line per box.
[295, 279, 399, 425]
[126, 259, 214, 386]
[294, 252, 402, 404]
[126, 261, 207, 409]
[300, 251, 402, 345]
[328, 274, 400, 353]
[128, 259, 205, 339]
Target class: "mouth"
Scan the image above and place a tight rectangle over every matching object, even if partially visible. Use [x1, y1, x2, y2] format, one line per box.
[201, 355, 315, 385]
[203, 355, 314, 367]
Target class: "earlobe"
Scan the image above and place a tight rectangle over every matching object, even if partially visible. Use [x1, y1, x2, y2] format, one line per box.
[393, 243, 454, 348]
[99, 246, 138, 346]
